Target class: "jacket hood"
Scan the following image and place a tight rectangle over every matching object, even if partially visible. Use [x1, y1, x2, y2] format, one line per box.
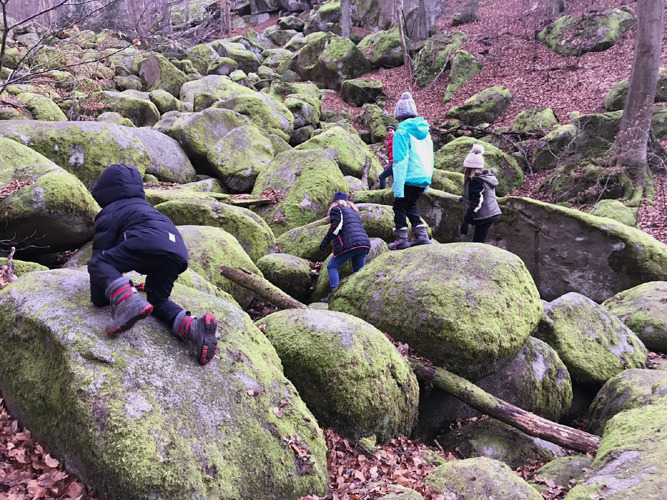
[398, 116, 430, 140]
[92, 164, 145, 208]
[476, 169, 499, 188]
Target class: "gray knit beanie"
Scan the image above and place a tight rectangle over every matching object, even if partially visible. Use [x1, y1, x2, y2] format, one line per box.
[463, 143, 485, 169]
[394, 92, 418, 120]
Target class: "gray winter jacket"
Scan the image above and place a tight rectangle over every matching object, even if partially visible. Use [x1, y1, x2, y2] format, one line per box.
[462, 170, 502, 223]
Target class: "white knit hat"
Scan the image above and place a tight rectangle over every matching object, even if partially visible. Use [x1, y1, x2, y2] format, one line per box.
[394, 92, 418, 120]
[463, 143, 485, 169]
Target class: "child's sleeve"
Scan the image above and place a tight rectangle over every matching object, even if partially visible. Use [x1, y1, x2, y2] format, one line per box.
[392, 130, 409, 198]
[463, 178, 484, 222]
[319, 208, 342, 250]
[92, 212, 120, 251]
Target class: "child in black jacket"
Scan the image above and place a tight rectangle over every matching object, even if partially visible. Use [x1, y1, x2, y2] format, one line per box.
[87, 164, 218, 365]
[319, 192, 371, 295]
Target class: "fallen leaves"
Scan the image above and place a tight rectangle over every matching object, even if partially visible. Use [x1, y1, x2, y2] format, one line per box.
[0, 180, 35, 201]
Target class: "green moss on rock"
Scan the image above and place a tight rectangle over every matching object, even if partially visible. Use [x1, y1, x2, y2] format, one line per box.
[588, 199, 637, 227]
[446, 85, 512, 126]
[443, 50, 483, 103]
[257, 309, 419, 441]
[213, 93, 294, 142]
[256, 254, 313, 302]
[16, 92, 67, 121]
[529, 456, 593, 493]
[413, 31, 468, 88]
[512, 108, 558, 133]
[357, 27, 405, 69]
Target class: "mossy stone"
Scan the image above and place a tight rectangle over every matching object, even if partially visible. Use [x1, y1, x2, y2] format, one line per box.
[425, 457, 542, 499]
[284, 94, 321, 129]
[431, 169, 463, 195]
[256, 309, 419, 441]
[341, 78, 383, 107]
[358, 103, 397, 143]
[179, 74, 255, 106]
[88, 90, 160, 127]
[512, 108, 559, 133]
[603, 69, 667, 111]
[588, 199, 637, 227]
[177, 225, 262, 307]
[603, 281, 667, 353]
[213, 93, 294, 142]
[15, 93, 67, 121]
[443, 50, 483, 103]
[0, 269, 328, 500]
[128, 127, 198, 184]
[187, 43, 219, 74]
[278, 15, 305, 32]
[262, 26, 298, 47]
[538, 8, 635, 57]
[412, 30, 468, 88]
[155, 199, 276, 263]
[215, 41, 261, 74]
[97, 111, 135, 127]
[256, 254, 313, 302]
[0, 257, 48, 276]
[358, 27, 405, 69]
[529, 456, 593, 493]
[148, 89, 186, 114]
[251, 149, 348, 236]
[588, 369, 667, 435]
[330, 244, 543, 379]
[434, 137, 523, 196]
[536, 292, 647, 385]
[114, 75, 144, 92]
[446, 85, 512, 126]
[436, 419, 566, 469]
[138, 55, 188, 97]
[207, 57, 239, 76]
[572, 110, 623, 158]
[531, 124, 577, 172]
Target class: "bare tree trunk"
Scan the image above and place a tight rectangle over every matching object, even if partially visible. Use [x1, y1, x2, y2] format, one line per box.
[184, 0, 190, 24]
[410, 359, 601, 454]
[396, 0, 409, 67]
[341, 0, 351, 38]
[220, 265, 308, 310]
[218, 0, 231, 34]
[611, 0, 664, 201]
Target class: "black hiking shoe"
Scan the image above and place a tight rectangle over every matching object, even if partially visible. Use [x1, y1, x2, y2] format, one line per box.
[104, 277, 153, 335]
[173, 311, 218, 365]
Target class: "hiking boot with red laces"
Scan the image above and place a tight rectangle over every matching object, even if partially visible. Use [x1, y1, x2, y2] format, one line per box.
[172, 310, 218, 365]
[104, 277, 153, 335]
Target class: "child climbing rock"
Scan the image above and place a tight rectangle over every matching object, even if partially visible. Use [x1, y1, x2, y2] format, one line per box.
[389, 92, 434, 250]
[319, 192, 371, 299]
[87, 163, 218, 365]
[460, 144, 502, 243]
[378, 124, 396, 189]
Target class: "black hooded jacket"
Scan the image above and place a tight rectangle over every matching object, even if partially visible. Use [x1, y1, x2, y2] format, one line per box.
[320, 205, 371, 257]
[91, 164, 188, 265]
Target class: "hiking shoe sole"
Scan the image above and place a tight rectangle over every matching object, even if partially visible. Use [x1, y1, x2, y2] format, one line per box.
[198, 314, 218, 365]
[105, 303, 153, 335]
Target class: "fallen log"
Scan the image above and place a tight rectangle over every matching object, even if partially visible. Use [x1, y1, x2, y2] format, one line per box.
[410, 358, 601, 454]
[220, 265, 307, 310]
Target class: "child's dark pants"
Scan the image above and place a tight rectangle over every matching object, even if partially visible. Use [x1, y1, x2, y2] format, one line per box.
[393, 185, 425, 229]
[88, 242, 187, 325]
[378, 164, 393, 189]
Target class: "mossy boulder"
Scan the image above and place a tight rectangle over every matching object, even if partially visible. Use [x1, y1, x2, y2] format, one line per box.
[97, 111, 135, 127]
[588, 369, 667, 435]
[15, 93, 67, 121]
[0, 269, 328, 500]
[537, 8, 635, 57]
[278, 15, 305, 32]
[434, 137, 523, 196]
[603, 69, 667, 111]
[256, 254, 313, 302]
[415, 337, 572, 441]
[129, 127, 197, 184]
[262, 26, 298, 47]
[88, 90, 160, 127]
[207, 124, 275, 192]
[357, 27, 405, 69]
[446, 86, 512, 126]
[358, 103, 397, 143]
[603, 282, 667, 353]
[207, 56, 239, 76]
[493, 197, 667, 302]
[213, 93, 294, 142]
[296, 32, 371, 91]
[0, 257, 48, 277]
[187, 43, 219, 74]
[529, 456, 593, 494]
[430, 169, 463, 195]
[443, 50, 483, 103]
[0, 137, 100, 254]
[341, 78, 383, 107]
[256, 309, 419, 441]
[425, 457, 542, 499]
[311, 238, 388, 301]
[304, 0, 341, 34]
[177, 225, 262, 307]
[437, 419, 566, 469]
[531, 124, 577, 172]
[155, 199, 276, 263]
[250, 149, 348, 236]
[588, 199, 637, 227]
[572, 110, 622, 158]
[179, 75, 255, 106]
[536, 292, 647, 385]
[297, 126, 383, 183]
[330, 244, 543, 379]
[512, 108, 558, 133]
[114, 75, 144, 92]
[138, 55, 188, 97]
[214, 41, 261, 74]
[565, 397, 667, 499]
[651, 104, 667, 140]
[284, 94, 321, 129]
[413, 30, 468, 88]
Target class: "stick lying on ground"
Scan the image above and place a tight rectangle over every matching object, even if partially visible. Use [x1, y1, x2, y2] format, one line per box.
[220, 266, 600, 454]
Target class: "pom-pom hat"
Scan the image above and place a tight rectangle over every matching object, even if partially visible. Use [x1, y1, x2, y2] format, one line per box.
[394, 92, 418, 120]
[333, 192, 349, 202]
[463, 143, 486, 169]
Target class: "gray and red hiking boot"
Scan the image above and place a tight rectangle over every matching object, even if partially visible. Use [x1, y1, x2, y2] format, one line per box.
[172, 310, 218, 365]
[104, 277, 153, 335]
[388, 227, 410, 250]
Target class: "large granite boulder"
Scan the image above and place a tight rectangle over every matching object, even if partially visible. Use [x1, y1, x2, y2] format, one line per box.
[603, 68, 667, 111]
[257, 309, 419, 441]
[412, 30, 467, 88]
[179, 74, 255, 106]
[538, 8, 635, 57]
[357, 27, 405, 69]
[0, 120, 153, 189]
[442, 50, 483, 103]
[88, 90, 160, 127]
[256, 253, 313, 302]
[138, 54, 188, 97]
[588, 369, 667, 435]
[415, 337, 572, 441]
[512, 108, 559, 133]
[341, 78, 383, 107]
[0, 138, 99, 254]
[531, 124, 577, 172]
[434, 137, 523, 196]
[446, 86, 512, 126]
[587, 199, 637, 227]
[536, 292, 647, 385]
[250, 149, 348, 236]
[529, 456, 594, 495]
[213, 93, 294, 141]
[425, 457, 542, 500]
[329, 243, 543, 380]
[492, 197, 667, 302]
[0, 269, 328, 500]
[127, 127, 197, 184]
[15, 92, 67, 121]
[603, 281, 667, 353]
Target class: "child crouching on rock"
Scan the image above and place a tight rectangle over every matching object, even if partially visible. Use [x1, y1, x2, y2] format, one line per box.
[87, 163, 218, 365]
[319, 192, 371, 299]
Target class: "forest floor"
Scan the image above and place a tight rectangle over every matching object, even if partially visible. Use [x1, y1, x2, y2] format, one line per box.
[2, 1, 667, 499]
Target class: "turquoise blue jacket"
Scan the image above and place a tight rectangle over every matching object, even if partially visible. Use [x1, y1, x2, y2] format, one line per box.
[391, 117, 434, 198]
